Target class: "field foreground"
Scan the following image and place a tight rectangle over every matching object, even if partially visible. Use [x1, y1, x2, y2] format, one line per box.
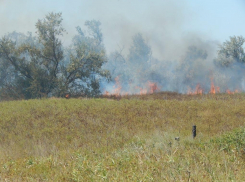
[0, 93, 245, 181]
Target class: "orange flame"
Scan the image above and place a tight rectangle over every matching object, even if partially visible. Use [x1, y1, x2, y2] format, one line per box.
[104, 76, 160, 96]
[103, 76, 124, 97]
[136, 82, 160, 95]
[187, 84, 203, 95]
[135, 86, 147, 95]
[226, 89, 239, 94]
[216, 87, 220, 93]
[65, 94, 70, 99]
[186, 77, 242, 95]
[113, 76, 122, 96]
[104, 91, 110, 96]
[148, 81, 160, 94]
[209, 78, 220, 94]
[210, 78, 215, 94]
[104, 75, 242, 96]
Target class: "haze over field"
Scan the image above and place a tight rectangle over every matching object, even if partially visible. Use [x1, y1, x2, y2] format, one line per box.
[0, 0, 245, 97]
[1, 0, 244, 53]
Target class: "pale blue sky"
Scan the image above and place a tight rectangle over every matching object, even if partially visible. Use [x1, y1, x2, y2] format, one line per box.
[184, 0, 245, 40]
[0, 0, 244, 57]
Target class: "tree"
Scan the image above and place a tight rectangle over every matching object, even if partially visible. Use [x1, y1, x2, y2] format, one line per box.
[0, 13, 110, 100]
[128, 33, 151, 64]
[214, 36, 245, 91]
[126, 33, 152, 86]
[215, 36, 245, 67]
[64, 20, 110, 97]
[0, 32, 37, 99]
[175, 46, 209, 91]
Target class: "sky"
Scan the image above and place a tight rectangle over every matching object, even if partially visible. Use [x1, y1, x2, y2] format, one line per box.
[0, 0, 244, 58]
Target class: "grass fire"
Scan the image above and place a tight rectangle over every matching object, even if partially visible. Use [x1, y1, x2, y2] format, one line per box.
[0, 0, 245, 181]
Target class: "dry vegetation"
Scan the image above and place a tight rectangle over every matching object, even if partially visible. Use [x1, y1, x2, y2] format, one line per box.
[0, 93, 245, 181]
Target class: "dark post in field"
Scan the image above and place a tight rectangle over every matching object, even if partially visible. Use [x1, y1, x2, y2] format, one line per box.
[192, 125, 196, 138]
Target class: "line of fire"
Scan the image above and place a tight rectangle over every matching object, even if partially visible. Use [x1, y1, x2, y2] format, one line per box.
[103, 76, 240, 97]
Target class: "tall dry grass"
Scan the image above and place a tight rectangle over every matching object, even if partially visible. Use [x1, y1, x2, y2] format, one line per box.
[0, 93, 244, 181]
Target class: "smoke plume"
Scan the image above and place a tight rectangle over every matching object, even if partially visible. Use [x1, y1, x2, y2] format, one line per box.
[0, 0, 244, 95]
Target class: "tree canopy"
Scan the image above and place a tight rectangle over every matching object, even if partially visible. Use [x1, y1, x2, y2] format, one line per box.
[215, 36, 245, 67]
[0, 12, 110, 100]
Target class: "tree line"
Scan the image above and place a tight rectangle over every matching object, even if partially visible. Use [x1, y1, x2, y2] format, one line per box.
[0, 12, 244, 100]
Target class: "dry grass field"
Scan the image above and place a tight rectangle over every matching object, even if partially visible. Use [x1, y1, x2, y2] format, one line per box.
[0, 92, 245, 181]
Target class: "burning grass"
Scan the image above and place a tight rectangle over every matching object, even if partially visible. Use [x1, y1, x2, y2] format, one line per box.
[104, 75, 243, 97]
[0, 93, 245, 181]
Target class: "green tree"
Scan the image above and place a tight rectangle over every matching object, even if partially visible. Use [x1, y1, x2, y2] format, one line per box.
[0, 32, 36, 99]
[215, 36, 245, 67]
[64, 20, 110, 97]
[0, 13, 110, 100]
